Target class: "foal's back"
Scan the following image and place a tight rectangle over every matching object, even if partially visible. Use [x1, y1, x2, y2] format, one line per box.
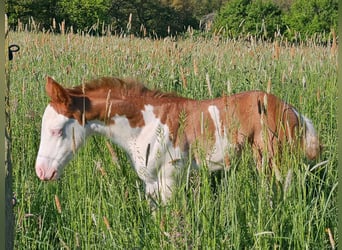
[169, 90, 319, 169]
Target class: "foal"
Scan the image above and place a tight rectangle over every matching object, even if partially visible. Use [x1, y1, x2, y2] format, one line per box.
[35, 77, 320, 202]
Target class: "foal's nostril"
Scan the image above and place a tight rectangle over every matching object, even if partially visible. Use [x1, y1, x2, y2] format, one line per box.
[36, 166, 45, 180]
[50, 170, 58, 180]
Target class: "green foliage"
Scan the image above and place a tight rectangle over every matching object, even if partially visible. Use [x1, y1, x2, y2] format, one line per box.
[57, 0, 111, 32]
[5, 0, 200, 36]
[282, 0, 338, 41]
[245, 0, 284, 37]
[214, 0, 337, 41]
[214, 0, 250, 37]
[214, 0, 284, 39]
[108, 0, 198, 37]
[5, 0, 338, 38]
[190, 0, 226, 18]
[6, 0, 60, 30]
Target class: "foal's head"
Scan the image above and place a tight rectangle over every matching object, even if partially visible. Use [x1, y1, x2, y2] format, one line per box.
[35, 77, 87, 180]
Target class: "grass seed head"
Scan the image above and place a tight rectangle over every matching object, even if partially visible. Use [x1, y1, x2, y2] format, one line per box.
[54, 195, 62, 214]
[103, 216, 111, 230]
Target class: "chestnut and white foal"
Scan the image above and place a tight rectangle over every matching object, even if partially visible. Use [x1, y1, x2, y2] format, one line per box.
[35, 77, 320, 202]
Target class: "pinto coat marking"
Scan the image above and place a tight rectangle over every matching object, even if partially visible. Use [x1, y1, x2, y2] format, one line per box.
[35, 77, 321, 202]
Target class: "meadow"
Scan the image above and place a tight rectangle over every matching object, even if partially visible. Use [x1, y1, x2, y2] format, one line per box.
[7, 31, 337, 249]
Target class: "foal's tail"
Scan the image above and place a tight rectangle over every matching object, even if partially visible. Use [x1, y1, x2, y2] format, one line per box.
[292, 109, 321, 160]
[301, 115, 321, 160]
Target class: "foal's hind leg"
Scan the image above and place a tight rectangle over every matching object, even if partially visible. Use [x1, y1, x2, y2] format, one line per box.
[252, 130, 279, 170]
[253, 145, 282, 182]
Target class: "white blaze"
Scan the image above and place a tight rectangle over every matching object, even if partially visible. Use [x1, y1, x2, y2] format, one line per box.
[35, 105, 87, 180]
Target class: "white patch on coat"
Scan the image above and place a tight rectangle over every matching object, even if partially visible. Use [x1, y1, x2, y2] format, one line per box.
[92, 104, 182, 202]
[207, 105, 229, 170]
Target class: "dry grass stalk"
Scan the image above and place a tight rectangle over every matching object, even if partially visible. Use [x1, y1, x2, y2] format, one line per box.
[72, 127, 76, 154]
[105, 141, 119, 166]
[38, 215, 42, 232]
[60, 20, 65, 35]
[5, 14, 8, 35]
[180, 67, 187, 88]
[92, 213, 97, 226]
[103, 216, 111, 230]
[205, 73, 212, 97]
[127, 13, 132, 32]
[331, 29, 337, 56]
[95, 161, 107, 176]
[52, 18, 56, 30]
[59, 238, 70, 250]
[17, 18, 23, 32]
[325, 228, 335, 249]
[267, 78, 272, 93]
[281, 70, 286, 84]
[75, 233, 80, 249]
[283, 168, 293, 196]
[193, 58, 198, 76]
[226, 80, 232, 94]
[316, 88, 321, 101]
[290, 45, 295, 59]
[273, 41, 280, 60]
[54, 195, 62, 214]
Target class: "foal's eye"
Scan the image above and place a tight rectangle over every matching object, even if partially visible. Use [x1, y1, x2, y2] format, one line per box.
[50, 128, 63, 137]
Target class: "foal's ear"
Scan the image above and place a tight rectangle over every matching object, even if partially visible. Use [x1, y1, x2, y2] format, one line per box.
[46, 76, 71, 106]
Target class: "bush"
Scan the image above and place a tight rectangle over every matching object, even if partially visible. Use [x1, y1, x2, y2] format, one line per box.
[214, 0, 284, 40]
[6, 0, 61, 30]
[6, 0, 198, 37]
[97, 0, 198, 37]
[214, 0, 338, 41]
[214, 0, 250, 38]
[57, 0, 111, 33]
[283, 0, 338, 41]
[245, 0, 284, 38]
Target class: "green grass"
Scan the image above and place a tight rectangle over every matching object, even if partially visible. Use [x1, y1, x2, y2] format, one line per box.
[8, 31, 337, 249]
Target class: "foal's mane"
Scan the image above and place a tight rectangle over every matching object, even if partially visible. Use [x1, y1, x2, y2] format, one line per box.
[67, 77, 179, 99]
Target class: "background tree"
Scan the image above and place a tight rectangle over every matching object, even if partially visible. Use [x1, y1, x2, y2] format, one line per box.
[213, 0, 336, 41]
[58, 0, 111, 32]
[213, 0, 251, 37]
[108, 0, 198, 37]
[244, 0, 284, 38]
[283, 0, 338, 40]
[190, 0, 227, 18]
[4, 0, 339, 39]
[6, 0, 60, 30]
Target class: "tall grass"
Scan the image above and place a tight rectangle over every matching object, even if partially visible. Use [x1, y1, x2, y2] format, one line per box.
[8, 31, 337, 249]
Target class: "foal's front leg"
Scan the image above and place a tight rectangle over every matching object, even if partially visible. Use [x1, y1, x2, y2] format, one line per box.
[144, 163, 177, 206]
